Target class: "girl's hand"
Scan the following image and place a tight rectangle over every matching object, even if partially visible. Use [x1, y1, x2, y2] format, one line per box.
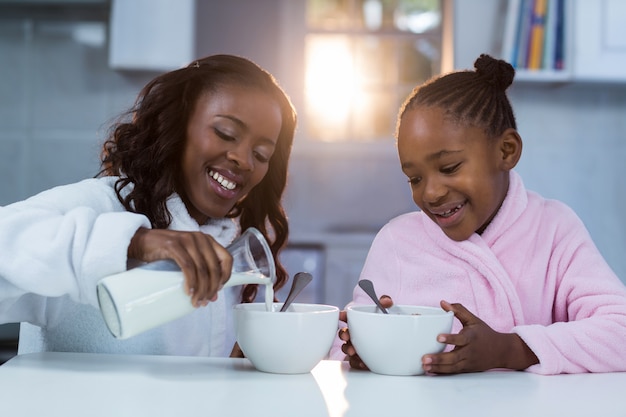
[230, 342, 245, 358]
[128, 227, 233, 307]
[422, 300, 539, 374]
[338, 295, 394, 370]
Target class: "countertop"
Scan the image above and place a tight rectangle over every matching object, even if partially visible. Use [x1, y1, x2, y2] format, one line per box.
[1, 352, 625, 417]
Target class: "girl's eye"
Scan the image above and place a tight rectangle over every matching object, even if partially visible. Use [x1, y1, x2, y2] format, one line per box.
[407, 176, 421, 186]
[441, 163, 461, 174]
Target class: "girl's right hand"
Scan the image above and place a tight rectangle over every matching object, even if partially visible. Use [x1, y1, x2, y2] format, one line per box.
[338, 295, 394, 370]
[127, 227, 233, 307]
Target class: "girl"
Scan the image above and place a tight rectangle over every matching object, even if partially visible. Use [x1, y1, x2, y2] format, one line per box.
[0, 54, 296, 356]
[332, 54, 626, 375]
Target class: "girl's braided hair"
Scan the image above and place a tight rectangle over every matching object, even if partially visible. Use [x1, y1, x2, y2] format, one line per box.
[397, 54, 517, 139]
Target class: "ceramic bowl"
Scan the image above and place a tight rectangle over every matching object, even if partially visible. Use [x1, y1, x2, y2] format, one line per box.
[234, 302, 340, 374]
[346, 304, 454, 376]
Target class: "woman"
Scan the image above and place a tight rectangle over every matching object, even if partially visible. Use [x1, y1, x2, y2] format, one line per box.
[0, 54, 297, 357]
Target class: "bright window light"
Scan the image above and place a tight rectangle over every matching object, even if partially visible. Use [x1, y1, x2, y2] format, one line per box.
[304, 0, 443, 142]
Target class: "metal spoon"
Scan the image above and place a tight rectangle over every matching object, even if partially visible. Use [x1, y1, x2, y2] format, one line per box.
[358, 279, 389, 314]
[279, 272, 313, 312]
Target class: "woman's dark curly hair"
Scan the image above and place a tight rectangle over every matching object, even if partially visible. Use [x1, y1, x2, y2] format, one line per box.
[397, 54, 517, 140]
[99, 54, 297, 303]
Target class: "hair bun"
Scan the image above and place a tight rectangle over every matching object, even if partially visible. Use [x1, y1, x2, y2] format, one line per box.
[474, 54, 515, 90]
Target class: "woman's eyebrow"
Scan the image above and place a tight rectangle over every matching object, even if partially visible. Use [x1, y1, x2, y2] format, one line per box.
[215, 114, 245, 128]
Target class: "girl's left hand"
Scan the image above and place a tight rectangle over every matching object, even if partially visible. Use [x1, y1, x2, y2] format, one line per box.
[422, 300, 539, 374]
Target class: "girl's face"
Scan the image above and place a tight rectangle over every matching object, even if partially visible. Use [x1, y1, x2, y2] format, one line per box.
[181, 85, 282, 224]
[397, 106, 513, 241]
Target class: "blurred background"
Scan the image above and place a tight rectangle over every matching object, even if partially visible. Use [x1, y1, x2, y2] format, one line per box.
[1, 0, 626, 360]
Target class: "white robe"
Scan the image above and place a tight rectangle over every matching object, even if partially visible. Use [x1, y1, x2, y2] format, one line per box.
[0, 177, 240, 356]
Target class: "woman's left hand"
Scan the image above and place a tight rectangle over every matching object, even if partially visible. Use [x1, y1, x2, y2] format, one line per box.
[422, 300, 539, 374]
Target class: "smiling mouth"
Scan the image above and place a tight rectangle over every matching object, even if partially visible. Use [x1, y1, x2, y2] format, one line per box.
[435, 203, 464, 218]
[209, 170, 237, 190]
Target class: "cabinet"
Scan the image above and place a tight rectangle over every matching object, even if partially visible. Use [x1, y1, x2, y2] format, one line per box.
[289, 232, 376, 308]
[500, 0, 626, 82]
[324, 245, 371, 309]
[572, 0, 626, 82]
[108, 0, 195, 71]
[0, 323, 18, 365]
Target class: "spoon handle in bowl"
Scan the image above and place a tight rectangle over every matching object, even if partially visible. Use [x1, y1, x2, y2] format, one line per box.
[358, 279, 389, 314]
[280, 272, 313, 312]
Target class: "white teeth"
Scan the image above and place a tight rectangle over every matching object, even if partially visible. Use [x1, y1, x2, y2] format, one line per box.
[440, 204, 463, 217]
[209, 170, 236, 190]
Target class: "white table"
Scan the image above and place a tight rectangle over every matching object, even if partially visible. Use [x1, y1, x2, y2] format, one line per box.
[0, 352, 625, 417]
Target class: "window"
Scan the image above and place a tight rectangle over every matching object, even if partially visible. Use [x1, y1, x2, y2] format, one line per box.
[305, 0, 445, 142]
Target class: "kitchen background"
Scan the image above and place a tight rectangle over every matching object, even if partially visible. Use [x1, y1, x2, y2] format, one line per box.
[1, 0, 626, 362]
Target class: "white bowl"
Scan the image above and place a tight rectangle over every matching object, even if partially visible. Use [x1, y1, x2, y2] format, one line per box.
[346, 304, 454, 376]
[234, 302, 340, 374]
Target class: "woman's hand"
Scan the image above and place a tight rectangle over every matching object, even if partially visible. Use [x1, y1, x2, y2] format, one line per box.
[422, 300, 539, 374]
[128, 227, 233, 307]
[338, 295, 393, 370]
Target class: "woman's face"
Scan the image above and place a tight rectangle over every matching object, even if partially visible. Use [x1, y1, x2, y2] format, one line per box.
[181, 84, 282, 224]
[397, 106, 511, 241]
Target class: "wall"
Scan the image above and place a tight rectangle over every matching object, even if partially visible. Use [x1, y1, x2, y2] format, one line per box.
[0, 4, 153, 204]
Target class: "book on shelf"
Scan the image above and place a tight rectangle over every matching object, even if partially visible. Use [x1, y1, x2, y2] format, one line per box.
[553, 0, 565, 70]
[528, 0, 547, 69]
[501, 0, 522, 68]
[501, 0, 566, 73]
[542, 0, 558, 70]
[516, 0, 534, 69]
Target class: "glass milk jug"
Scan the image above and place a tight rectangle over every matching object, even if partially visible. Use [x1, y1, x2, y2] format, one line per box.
[96, 227, 275, 339]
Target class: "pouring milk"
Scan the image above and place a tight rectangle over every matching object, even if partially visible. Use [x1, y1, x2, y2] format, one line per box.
[97, 227, 276, 340]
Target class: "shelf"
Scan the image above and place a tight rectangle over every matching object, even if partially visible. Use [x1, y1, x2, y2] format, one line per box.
[513, 68, 572, 83]
[501, 0, 626, 84]
[501, 0, 570, 81]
